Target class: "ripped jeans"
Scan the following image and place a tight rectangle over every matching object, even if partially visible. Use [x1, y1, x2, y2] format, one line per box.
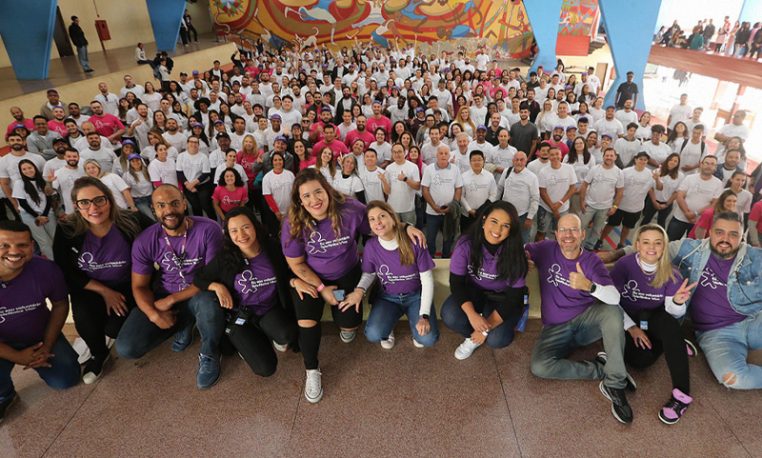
[696, 313, 762, 390]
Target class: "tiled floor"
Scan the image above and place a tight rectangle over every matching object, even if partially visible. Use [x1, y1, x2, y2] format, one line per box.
[2, 322, 760, 458]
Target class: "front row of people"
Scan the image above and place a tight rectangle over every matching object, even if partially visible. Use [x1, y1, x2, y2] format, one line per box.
[0, 170, 759, 426]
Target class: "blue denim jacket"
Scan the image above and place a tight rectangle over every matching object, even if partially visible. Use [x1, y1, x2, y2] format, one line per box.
[670, 239, 762, 316]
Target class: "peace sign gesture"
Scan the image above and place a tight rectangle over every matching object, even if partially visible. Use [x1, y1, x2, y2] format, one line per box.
[673, 278, 698, 305]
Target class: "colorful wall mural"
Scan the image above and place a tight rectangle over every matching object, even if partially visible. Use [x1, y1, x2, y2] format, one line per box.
[559, 0, 599, 36]
[210, 0, 537, 57]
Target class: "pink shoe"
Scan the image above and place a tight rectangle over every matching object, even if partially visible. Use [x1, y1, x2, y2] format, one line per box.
[658, 388, 692, 425]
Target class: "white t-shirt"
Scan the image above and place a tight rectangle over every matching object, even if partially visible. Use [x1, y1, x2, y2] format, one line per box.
[640, 141, 672, 166]
[676, 139, 704, 174]
[736, 189, 753, 215]
[594, 118, 624, 139]
[584, 165, 624, 209]
[162, 131, 188, 153]
[563, 154, 596, 187]
[12, 181, 49, 216]
[527, 159, 549, 177]
[619, 167, 655, 213]
[668, 104, 692, 129]
[262, 169, 295, 213]
[81, 147, 120, 174]
[371, 142, 392, 164]
[613, 137, 641, 167]
[497, 167, 540, 218]
[176, 152, 211, 182]
[615, 109, 638, 127]
[421, 163, 463, 215]
[384, 161, 419, 213]
[461, 170, 497, 215]
[42, 157, 67, 182]
[332, 173, 365, 198]
[141, 145, 179, 162]
[537, 163, 578, 212]
[653, 171, 684, 203]
[673, 174, 724, 222]
[359, 167, 386, 203]
[213, 163, 248, 185]
[122, 170, 154, 198]
[714, 123, 750, 162]
[148, 158, 179, 186]
[52, 166, 85, 213]
[0, 152, 46, 184]
[100, 173, 131, 209]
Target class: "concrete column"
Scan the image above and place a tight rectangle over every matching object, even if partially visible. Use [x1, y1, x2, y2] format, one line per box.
[523, 0, 564, 73]
[146, 0, 186, 52]
[0, 0, 57, 80]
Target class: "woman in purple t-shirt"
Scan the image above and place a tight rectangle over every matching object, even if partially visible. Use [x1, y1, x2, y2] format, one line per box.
[441, 201, 529, 360]
[193, 207, 297, 378]
[610, 224, 696, 425]
[341, 201, 438, 350]
[53, 177, 152, 385]
[281, 168, 424, 403]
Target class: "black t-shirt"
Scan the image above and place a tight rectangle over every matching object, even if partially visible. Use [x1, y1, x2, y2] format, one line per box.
[510, 121, 539, 155]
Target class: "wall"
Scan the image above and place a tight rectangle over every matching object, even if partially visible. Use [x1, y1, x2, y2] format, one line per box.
[0, 0, 213, 69]
[654, 0, 743, 33]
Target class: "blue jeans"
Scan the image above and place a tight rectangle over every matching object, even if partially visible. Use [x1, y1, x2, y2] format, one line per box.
[440, 294, 519, 348]
[530, 303, 628, 389]
[364, 292, 439, 347]
[116, 291, 225, 358]
[518, 213, 532, 244]
[424, 214, 453, 258]
[0, 335, 80, 401]
[134, 196, 155, 221]
[696, 313, 762, 390]
[76, 45, 91, 71]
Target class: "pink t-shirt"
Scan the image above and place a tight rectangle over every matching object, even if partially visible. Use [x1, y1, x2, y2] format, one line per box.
[750, 201, 762, 233]
[212, 185, 248, 213]
[688, 208, 714, 239]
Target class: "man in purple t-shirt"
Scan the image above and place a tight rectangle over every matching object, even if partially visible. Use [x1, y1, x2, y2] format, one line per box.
[115, 185, 225, 390]
[527, 214, 635, 424]
[609, 211, 762, 390]
[0, 220, 80, 422]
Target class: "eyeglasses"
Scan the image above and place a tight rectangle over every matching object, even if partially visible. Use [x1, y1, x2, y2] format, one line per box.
[76, 195, 109, 209]
[557, 227, 581, 235]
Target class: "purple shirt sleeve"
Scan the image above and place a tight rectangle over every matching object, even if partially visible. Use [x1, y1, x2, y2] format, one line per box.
[280, 217, 306, 258]
[449, 238, 469, 275]
[131, 230, 157, 276]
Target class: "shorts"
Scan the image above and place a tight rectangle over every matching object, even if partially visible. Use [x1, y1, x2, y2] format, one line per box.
[607, 209, 641, 229]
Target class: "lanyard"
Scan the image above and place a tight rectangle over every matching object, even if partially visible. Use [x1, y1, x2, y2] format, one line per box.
[162, 219, 189, 289]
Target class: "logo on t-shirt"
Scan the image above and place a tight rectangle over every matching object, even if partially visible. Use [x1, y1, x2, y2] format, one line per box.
[306, 231, 328, 254]
[546, 264, 570, 288]
[700, 267, 725, 290]
[77, 251, 127, 272]
[376, 264, 418, 285]
[237, 270, 259, 294]
[621, 280, 641, 302]
[161, 252, 179, 272]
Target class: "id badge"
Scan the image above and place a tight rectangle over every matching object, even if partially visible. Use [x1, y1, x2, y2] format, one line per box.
[639, 320, 649, 331]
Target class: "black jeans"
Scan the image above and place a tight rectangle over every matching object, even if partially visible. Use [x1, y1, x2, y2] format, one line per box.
[667, 218, 694, 241]
[71, 285, 135, 360]
[641, 199, 673, 228]
[226, 306, 298, 377]
[624, 308, 690, 394]
[184, 183, 215, 218]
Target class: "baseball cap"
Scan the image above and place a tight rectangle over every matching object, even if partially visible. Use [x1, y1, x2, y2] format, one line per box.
[269, 113, 282, 120]
[53, 137, 69, 145]
[121, 139, 136, 147]
[127, 153, 142, 161]
[476, 125, 487, 131]
[274, 135, 288, 143]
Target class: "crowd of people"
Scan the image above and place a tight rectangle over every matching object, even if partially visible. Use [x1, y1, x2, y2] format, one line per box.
[657, 16, 762, 58]
[1, 38, 760, 427]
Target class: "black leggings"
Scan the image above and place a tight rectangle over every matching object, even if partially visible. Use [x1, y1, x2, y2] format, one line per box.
[624, 308, 690, 394]
[71, 285, 135, 360]
[184, 183, 215, 219]
[293, 264, 363, 370]
[226, 306, 298, 377]
[641, 199, 673, 229]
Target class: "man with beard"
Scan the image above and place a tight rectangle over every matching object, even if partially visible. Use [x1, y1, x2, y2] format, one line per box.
[547, 126, 569, 157]
[510, 104, 539, 157]
[5, 107, 34, 141]
[606, 212, 761, 390]
[344, 115, 373, 149]
[27, 116, 62, 161]
[40, 89, 66, 121]
[0, 220, 81, 422]
[88, 101, 125, 147]
[42, 137, 70, 183]
[116, 184, 225, 389]
[528, 214, 635, 424]
[51, 148, 85, 215]
[66, 103, 89, 128]
[80, 132, 120, 175]
[0, 133, 47, 211]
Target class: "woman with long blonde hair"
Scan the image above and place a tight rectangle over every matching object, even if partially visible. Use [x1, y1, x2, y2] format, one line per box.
[610, 223, 696, 425]
[453, 105, 476, 138]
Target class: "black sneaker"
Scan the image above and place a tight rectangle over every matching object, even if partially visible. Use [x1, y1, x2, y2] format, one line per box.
[0, 391, 18, 423]
[593, 240, 604, 251]
[82, 353, 110, 385]
[595, 351, 637, 391]
[599, 381, 633, 424]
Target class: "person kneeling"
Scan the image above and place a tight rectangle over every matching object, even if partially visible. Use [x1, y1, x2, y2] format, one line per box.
[441, 201, 529, 360]
[343, 201, 439, 350]
[0, 221, 80, 423]
[193, 207, 298, 377]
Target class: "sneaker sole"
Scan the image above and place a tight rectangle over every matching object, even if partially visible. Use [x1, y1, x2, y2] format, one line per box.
[454, 349, 474, 360]
[305, 388, 323, 404]
[197, 373, 221, 390]
[658, 411, 680, 425]
[339, 334, 356, 344]
[82, 353, 111, 385]
[595, 353, 637, 391]
[599, 382, 630, 425]
[684, 339, 698, 357]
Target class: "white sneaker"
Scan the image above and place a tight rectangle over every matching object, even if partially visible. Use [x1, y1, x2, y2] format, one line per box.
[305, 369, 323, 404]
[380, 331, 395, 350]
[339, 329, 357, 343]
[454, 338, 482, 360]
[273, 341, 288, 352]
[412, 337, 424, 348]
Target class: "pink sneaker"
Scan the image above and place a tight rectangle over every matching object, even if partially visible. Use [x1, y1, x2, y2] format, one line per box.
[684, 339, 698, 357]
[658, 388, 693, 425]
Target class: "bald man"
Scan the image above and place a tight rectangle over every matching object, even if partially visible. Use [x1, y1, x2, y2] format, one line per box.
[115, 185, 225, 390]
[525, 214, 635, 424]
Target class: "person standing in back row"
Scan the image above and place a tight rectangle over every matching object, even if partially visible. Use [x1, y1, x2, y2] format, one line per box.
[68, 16, 93, 73]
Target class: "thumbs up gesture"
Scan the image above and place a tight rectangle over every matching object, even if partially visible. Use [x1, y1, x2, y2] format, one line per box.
[569, 262, 593, 291]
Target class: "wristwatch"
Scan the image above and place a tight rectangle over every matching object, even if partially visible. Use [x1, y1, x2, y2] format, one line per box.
[589, 283, 597, 294]
[420, 314, 429, 320]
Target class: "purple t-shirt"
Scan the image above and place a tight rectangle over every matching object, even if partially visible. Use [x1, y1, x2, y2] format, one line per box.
[362, 237, 435, 295]
[281, 198, 369, 281]
[234, 254, 279, 316]
[450, 237, 526, 292]
[611, 253, 682, 315]
[0, 257, 68, 344]
[689, 254, 746, 332]
[132, 216, 223, 294]
[77, 225, 132, 287]
[526, 240, 614, 326]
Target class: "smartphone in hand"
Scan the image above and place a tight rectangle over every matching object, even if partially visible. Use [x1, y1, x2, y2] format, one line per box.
[333, 289, 346, 301]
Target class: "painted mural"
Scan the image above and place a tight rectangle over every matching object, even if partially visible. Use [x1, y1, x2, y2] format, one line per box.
[210, 0, 536, 56]
[559, 0, 599, 36]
